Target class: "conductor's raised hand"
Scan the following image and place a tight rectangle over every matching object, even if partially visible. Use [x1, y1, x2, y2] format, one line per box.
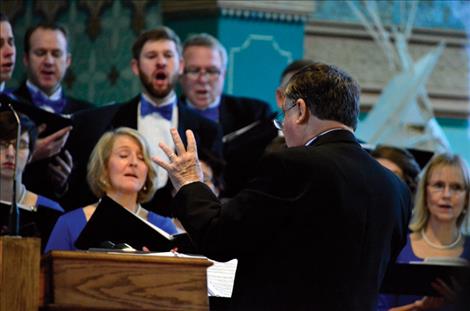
[152, 129, 203, 192]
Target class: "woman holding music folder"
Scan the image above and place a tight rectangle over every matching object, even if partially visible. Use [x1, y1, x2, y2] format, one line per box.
[45, 127, 177, 252]
[0, 111, 64, 250]
[378, 153, 470, 311]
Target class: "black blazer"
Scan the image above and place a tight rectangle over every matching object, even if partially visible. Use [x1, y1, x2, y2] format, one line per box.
[13, 82, 92, 199]
[173, 130, 412, 311]
[218, 94, 274, 135]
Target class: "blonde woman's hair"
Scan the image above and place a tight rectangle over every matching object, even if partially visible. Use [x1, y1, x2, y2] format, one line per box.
[87, 127, 157, 203]
[409, 153, 470, 234]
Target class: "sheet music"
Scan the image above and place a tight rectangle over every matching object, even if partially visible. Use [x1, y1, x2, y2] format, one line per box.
[207, 259, 238, 297]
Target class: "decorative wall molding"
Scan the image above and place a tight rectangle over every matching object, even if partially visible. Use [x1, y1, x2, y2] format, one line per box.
[305, 20, 470, 119]
[227, 34, 292, 94]
[123, 0, 153, 35]
[78, 0, 113, 41]
[35, 0, 69, 23]
[161, 0, 314, 22]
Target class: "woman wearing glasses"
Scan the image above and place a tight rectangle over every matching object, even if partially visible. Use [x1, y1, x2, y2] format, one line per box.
[378, 153, 470, 310]
[0, 111, 63, 250]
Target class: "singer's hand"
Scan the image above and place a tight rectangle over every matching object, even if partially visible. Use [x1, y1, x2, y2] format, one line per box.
[31, 125, 72, 162]
[47, 150, 73, 196]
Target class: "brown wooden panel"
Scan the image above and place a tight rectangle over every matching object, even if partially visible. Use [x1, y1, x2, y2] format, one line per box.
[0, 237, 41, 311]
[42, 251, 212, 311]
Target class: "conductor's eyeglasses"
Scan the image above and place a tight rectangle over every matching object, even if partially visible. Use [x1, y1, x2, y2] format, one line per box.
[273, 101, 297, 130]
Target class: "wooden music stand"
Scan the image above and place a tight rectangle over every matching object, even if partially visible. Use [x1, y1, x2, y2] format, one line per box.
[41, 251, 212, 311]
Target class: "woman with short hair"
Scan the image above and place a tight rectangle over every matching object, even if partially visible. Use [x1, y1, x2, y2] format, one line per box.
[45, 127, 177, 251]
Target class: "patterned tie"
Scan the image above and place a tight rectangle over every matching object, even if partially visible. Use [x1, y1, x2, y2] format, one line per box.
[30, 89, 66, 113]
[140, 96, 174, 121]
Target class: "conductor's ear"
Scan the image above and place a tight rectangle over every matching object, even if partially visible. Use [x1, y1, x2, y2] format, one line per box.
[295, 98, 309, 124]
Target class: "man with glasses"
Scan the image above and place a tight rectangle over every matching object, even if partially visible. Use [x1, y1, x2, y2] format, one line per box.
[154, 62, 412, 310]
[180, 33, 277, 197]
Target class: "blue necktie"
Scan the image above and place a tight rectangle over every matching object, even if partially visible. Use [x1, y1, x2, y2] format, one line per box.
[30, 89, 66, 113]
[140, 96, 173, 121]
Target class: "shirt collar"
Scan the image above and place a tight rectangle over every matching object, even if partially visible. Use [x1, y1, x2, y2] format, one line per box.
[185, 95, 221, 111]
[26, 80, 63, 101]
[305, 127, 352, 146]
[141, 91, 177, 108]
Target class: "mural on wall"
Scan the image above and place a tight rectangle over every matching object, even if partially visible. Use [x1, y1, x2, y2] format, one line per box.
[349, 0, 451, 153]
[4, 0, 162, 106]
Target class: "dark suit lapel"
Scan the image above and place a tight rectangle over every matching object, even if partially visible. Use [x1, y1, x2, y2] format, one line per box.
[111, 96, 140, 129]
[13, 81, 33, 104]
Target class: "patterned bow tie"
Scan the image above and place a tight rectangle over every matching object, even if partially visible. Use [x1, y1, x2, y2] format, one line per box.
[140, 96, 174, 121]
[198, 106, 219, 123]
[30, 89, 66, 113]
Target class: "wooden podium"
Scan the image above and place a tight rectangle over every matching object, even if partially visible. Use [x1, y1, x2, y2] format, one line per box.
[0, 236, 41, 311]
[41, 251, 213, 311]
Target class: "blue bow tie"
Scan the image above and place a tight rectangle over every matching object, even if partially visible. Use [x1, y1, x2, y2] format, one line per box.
[140, 96, 174, 121]
[198, 106, 219, 123]
[30, 89, 66, 113]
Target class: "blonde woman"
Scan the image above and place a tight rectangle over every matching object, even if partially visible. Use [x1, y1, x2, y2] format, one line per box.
[379, 153, 470, 311]
[45, 127, 177, 251]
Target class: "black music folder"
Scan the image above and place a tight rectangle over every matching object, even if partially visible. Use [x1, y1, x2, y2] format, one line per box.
[0, 93, 72, 137]
[381, 262, 470, 296]
[74, 196, 194, 252]
[0, 201, 63, 249]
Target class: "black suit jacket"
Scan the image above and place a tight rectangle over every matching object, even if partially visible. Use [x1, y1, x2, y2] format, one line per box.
[182, 94, 278, 197]
[13, 82, 92, 200]
[218, 94, 274, 135]
[173, 130, 412, 311]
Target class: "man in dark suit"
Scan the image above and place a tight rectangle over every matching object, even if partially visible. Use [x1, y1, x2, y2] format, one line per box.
[12, 23, 92, 199]
[154, 62, 412, 310]
[64, 27, 221, 214]
[179, 33, 278, 197]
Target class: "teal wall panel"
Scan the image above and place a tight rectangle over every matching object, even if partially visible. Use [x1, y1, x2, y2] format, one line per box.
[219, 17, 303, 112]
[437, 118, 470, 161]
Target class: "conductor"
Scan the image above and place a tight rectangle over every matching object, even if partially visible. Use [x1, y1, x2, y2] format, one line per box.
[153, 62, 412, 311]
